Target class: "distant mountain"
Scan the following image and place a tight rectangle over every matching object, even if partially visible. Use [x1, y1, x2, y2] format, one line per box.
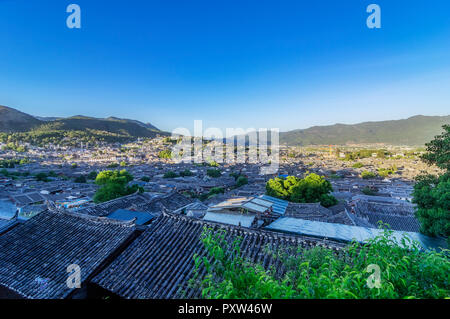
[0, 105, 42, 132]
[44, 115, 164, 138]
[105, 117, 159, 131]
[280, 115, 450, 146]
[0, 105, 167, 140]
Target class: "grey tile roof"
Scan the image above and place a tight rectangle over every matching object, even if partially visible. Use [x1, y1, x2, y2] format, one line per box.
[92, 213, 343, 299]
[0, 210, 136, 299]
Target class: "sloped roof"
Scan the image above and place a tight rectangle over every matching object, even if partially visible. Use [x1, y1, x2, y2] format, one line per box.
[203, 212, 255, 227]
[133, 192, 193, 215]
[78, 193, 156, 217]
[107, 209, 155, 225]
[266, 217, 445, 250]
[0, 210, 136, 299]
[92, 213, 343, 299]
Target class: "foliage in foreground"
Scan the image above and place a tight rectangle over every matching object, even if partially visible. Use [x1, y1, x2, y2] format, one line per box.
[190, 228, 449, 299]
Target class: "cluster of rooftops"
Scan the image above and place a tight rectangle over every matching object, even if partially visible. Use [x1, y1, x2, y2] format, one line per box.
[0, 189, 446, 299]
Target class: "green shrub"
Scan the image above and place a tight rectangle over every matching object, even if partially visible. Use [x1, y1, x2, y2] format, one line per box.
[35, 172, 49, 182]
[163, 171, 179, 178]
[361, 171, 376, 179]
[180, 169, 194, 177]
[209, 161, 219, 167]
[158, 149, 173, 159]
[141, 176, 151, 182]
[74, 175, 87, 183]
[352, 162, 364, 168]
[362, 187, 377, 196]
[207, 169, 221, 178]
[236, 176, 248, 187]
[319, 194, 338, 207]
[87, 171, 98, 180]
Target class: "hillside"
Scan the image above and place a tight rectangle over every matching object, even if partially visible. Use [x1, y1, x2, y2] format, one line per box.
[279, 115, 450, 146]
[0, 105, 168, 145]
[0, 105, 42, 132]
[41, 115, 162, 138]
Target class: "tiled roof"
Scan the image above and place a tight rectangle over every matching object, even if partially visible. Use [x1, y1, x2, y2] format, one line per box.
[92, 213, 343, 299]
[78, 193, 155, 217]
[136, 192, 193, 214]
[0, 210, 136, 299]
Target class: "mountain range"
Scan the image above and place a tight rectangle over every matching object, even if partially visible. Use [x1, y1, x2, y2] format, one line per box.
[0, 105, 448, 145]
[0, 105, 165, 139]
[279, 115, 449, 146]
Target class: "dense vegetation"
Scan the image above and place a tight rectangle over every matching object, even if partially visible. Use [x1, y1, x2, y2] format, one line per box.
[361, 171, 377, 179]
[413, 125, 450, 244]
[207, 169, 222, 178]
[266, 173, 337, 207]
[163, 171, 178, 178]
[93, 170, 142, 203]
[342, 149, 390, 161]
[0, 158, 30, 168]
[190, 227, 449, 299]
[158, 149, 173, 159]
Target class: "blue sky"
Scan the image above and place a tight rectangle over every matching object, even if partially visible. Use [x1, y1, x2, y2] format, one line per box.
[0, 0, 449, 133]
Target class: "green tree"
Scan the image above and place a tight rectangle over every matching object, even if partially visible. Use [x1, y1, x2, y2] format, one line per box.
[158, 149, 173, 159]
[207, 169, 221, 178]
[180, 169, 194, 177]
[421, 125, 450, 171]
[266, 173, 337, 206]
[74, 175, 87, 183]
[236, 176, 248, 187]
[413, 125, 450, 243]
[361, 171, 376, 179]
[163, 171, 178, 178]
[87, 171, 98, 180]
[95, 169, 133, 186]
[93, 170, 136, 203]
[35, 172, 49, 182]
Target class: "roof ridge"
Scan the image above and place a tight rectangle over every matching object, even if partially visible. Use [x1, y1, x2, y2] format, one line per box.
[46, 201, 136, 227]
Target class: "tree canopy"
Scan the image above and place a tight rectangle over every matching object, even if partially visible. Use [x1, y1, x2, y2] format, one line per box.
[266, 173, 337, 207]
[421, 125, 450, 171]
[93, 170, 140, 203]
[413, 125, 450, 243]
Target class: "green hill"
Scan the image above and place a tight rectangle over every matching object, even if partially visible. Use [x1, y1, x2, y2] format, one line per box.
[279, 115, 450, 146]
[0, 105, 42, 132]
[0, 105, 168, 146]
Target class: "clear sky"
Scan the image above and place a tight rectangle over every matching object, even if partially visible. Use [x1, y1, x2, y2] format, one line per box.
[0, 0, 449, 133]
